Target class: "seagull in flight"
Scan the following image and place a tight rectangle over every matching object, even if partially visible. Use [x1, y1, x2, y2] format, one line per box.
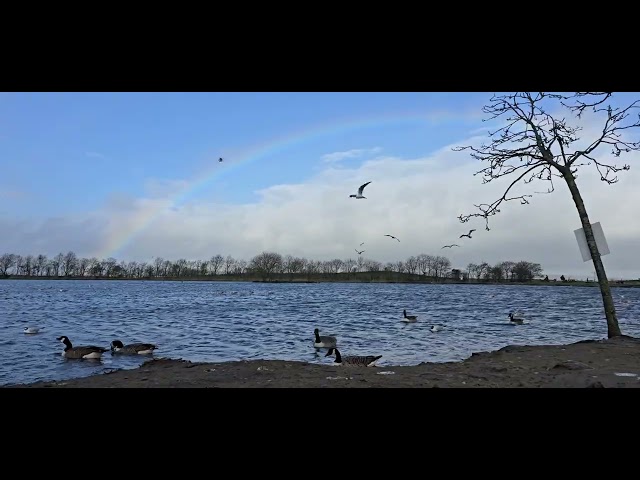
[441, 244, 460, 249]
[350, 181, 371, 199]
[459, 229, 476, 239]
[355, 249, 365, 255]
[384, 234, 400, 242]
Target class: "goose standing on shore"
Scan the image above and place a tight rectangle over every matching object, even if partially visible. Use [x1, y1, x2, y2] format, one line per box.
[325, 348, 382, 367]
[402, 310, 418, 323]
[110, 340, 158, 355]
[57, 336, 108, 359]
[314, 328, 337, 349]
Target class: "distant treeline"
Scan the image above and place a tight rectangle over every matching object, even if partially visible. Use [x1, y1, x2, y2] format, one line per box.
[0, 251, 545, 283]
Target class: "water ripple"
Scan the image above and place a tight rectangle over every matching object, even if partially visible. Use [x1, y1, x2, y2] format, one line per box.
[0, 279, 638, 385]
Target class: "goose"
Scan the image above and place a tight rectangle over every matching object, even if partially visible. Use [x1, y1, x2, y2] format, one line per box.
[402, 309, 417, 323]
[325, 348, 382, 367]
[430, 325, 443, 332]
[57, 336, 108, 359]
[314, 328, 337, 349]
[110, 340, 158, 355]
[24, 326, 44, 334]
[508, 312, 525, 325]
[349, 181, 371, 199]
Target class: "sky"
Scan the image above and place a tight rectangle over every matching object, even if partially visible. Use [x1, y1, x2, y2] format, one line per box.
[1, 91, 639, 280]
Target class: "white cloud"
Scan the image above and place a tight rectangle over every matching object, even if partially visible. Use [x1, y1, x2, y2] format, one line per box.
[2, 112, 640, 280]
[321, 147, 382, 163]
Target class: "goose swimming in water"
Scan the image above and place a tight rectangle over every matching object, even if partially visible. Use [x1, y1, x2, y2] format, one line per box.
[325, 348, 382, 367]
[508, 312, 525, 325]
[57, 336, 108, 359]
[402, 309, 417, 323]
[24, 326, 44, 334]
[314, 328, 337, 349]
[111, 340, 158, 355]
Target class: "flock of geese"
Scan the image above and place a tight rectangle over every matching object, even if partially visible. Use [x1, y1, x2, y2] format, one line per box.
[22, 328, 157, 360]
[348, 181, 479, 253]
[20, 307, 528, 366]
[314, 307, 528, 367]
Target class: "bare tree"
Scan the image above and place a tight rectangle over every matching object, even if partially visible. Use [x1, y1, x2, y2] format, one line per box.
[209, 255, 224, 275]
[0, 253, 16, 276]
[224, 255, 235, 275]
[496, 260, 516, 282]
[154, 257, 164, 277]
[77, 257, 90, 277]
[233, 259, 246, 274]
[52, 253, 64, 276]
[404, 256, 418, 274]
[62, 251, 77, 276]
[342, 258, 357, 273]
[35, 254, 48, 276]
[250, 252, 283, 280]
[454, 92, 640, 337]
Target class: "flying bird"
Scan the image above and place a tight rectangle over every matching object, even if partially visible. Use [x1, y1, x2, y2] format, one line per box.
[218, 157, 223, 162]
[384, 234, 400, 242]
[441, 244, 460, 249]
[359, 242, 365, 246]
[355, 249, 365, 255]
[459, 229, 476, 239]
[350, 181, 371, 199]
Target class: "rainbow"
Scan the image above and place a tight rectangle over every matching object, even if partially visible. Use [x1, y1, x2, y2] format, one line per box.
[98, 109, 470, 259]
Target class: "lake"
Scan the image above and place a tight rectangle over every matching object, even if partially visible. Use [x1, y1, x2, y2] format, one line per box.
[1, 279, 638, 386]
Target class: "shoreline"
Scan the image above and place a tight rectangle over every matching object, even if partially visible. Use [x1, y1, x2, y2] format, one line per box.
[8, 335, 640, 388]
[2, 275, 638, 288]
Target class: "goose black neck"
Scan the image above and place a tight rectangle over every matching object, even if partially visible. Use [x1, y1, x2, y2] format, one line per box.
[314, 330, 321, 342]
[63, 338, 72, 350]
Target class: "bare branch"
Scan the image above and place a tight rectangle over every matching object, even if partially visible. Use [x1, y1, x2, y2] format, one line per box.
[454, 92, 638, 230]
[458, 163, 542, 230]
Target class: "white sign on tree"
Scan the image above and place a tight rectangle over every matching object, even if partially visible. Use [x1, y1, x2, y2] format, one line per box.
[574, 222, 610, 263]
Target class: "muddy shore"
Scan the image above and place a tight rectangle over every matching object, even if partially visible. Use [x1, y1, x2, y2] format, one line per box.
[7, 335, 640, 388]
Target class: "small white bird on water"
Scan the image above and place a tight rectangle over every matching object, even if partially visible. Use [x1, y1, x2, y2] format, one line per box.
[430, 325, 443, 332]
[24, 326, 44, 334]
[349, 181, 371, 199]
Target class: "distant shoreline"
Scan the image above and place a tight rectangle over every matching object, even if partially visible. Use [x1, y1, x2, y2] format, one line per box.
[2, 273, 639, 288]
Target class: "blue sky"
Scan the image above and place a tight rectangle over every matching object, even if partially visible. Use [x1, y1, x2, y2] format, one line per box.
[1, 92, 639, 279]
[1, 92, 487, 216]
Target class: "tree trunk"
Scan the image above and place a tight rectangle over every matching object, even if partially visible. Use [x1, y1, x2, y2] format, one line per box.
[563, 172, 621, 337]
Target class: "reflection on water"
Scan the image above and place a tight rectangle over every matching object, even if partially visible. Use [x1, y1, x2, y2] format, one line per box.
[1, 279, 638, 385]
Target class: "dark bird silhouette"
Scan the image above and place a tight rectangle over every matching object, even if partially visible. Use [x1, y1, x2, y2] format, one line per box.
[350, 181, 371, 199]
[355, 249, 365, 255]
[359, 242, 365, 246]
[441, 244, 460, 249]
[218, 157, 224, 162]
[459, 229, 476, 239]
[384, 234, 400, 242]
